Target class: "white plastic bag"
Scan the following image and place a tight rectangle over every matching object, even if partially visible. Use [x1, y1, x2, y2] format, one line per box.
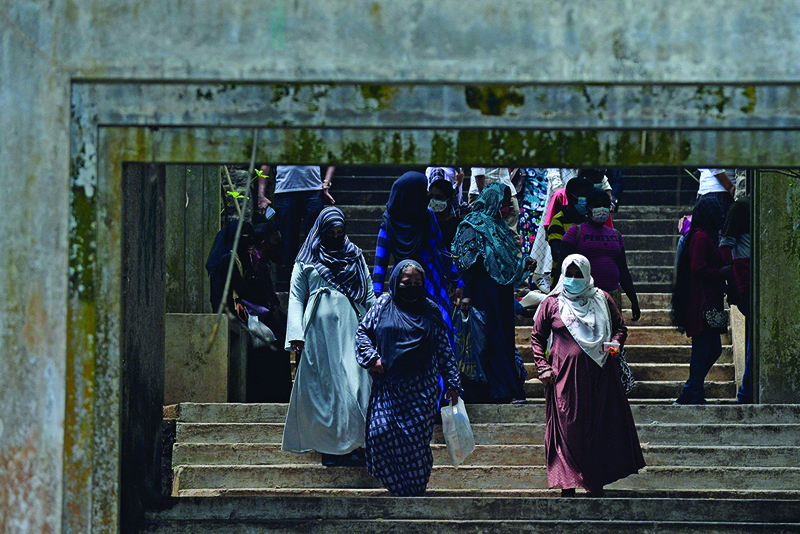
[248, 313, 275, 348]
[440, 397, 475, 466]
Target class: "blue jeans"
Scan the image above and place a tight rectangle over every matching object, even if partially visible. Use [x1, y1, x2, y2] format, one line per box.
[678, 331, 722, 404]
[274, 190, 324, 282]
[736, 292, 752, 403]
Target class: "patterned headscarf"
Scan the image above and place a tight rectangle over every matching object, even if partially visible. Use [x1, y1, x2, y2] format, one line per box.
[451, 182, 527, 286]
[296, 207, 370, 306]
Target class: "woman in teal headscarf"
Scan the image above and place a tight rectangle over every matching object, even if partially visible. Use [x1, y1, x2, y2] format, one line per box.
[452, 183, 536, 403]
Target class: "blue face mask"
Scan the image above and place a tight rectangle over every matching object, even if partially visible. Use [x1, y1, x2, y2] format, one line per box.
[563, 276, 587, 294]
[574, 197, 587, 215]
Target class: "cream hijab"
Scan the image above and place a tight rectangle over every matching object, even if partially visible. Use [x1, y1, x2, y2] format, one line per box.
[547, 254, 613, 367]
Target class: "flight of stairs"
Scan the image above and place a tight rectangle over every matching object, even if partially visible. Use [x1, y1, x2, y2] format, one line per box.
[146, 402, 800, 532]
[141, 169, 797, 532]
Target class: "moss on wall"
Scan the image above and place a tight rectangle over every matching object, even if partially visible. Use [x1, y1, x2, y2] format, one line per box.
[758, 171, 800, 403]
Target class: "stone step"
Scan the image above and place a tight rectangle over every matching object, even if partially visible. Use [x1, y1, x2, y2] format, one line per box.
[628, 264, 675, 284]
[173, 443, 800, 468]
[613, 205, 694, 220]
[144, 517, 800, 534]
[516, 325, 731, 346]
[626, 250, 678, 268]
[522, 363, 734, 382]
[623, 189, 697, 206]
[624, 235, 676, 250]
[614, 218, 678, 236]
[622, 293, 672, 309]
[144, 495, 800, 524]
[523, 379, 736, 399]
[175, 422, 800, 447]
[167, 403, 800, 425]
[619, 309, 673, 326]
[173, 464, 800, 492]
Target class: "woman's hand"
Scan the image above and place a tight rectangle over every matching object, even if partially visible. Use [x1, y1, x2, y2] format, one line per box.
[370, 358, 385, 374]
[630, 303, 641, 322]
[460, 297, 472, 312]
[537, 369, 555, 385]
[445, 390, 459, 405]
[524, 257, 537, 272]
[451, 287, 464, 306]
[290, 340, 305, 353]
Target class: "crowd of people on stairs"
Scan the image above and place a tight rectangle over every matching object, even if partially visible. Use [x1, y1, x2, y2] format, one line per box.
[204, 165, 749, 497]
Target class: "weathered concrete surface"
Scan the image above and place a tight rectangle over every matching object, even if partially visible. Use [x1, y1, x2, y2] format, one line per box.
[3, 1, 800, 532]
[120, 164, 166, 533]
[757, 172, 800, 403]
[164, 314, 228, 405]
[171, 402, 800, 424]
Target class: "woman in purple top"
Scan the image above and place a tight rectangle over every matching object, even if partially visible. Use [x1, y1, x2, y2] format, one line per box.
[560, 189, 641, 322]
[671, 196, 728, 405]
[531, 254, 645, 496]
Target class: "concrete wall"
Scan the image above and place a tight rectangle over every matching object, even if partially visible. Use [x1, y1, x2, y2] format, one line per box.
[756, 172, 800, 404]
[3, 1, 800, 533]
[120, 163, 166, 532]
[164, 314, 229, 405]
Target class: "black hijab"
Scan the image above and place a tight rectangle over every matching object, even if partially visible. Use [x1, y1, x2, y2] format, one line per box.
[382, 171, 435, 259]
[376, 259, 445, 375]
[206, 220, 253, 310]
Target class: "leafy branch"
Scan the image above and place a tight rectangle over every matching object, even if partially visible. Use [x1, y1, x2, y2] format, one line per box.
[206, 130, 260, 352]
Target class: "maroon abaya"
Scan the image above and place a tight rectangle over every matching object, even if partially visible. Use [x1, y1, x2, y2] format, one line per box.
[530, 293, 645, 493]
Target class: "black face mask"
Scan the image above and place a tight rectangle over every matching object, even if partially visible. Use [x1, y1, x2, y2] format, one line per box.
[397, 285, 424, 303]
[321, 235, 345, 250]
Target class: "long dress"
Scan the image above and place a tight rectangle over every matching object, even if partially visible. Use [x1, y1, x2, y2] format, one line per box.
[461, 257, 525, 403]
[282, 260, 375, 454]
[355, 294, 462, 496]
[530, 293, 645, 492]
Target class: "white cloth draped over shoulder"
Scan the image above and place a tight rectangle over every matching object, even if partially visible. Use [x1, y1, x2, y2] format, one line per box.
[282, 261, 375, 455]
[534, 253, 613, 368]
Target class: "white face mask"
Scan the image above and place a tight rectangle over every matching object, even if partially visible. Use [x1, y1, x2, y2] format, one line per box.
[590, 207, 610, 224]
[429, 198, 448, 213]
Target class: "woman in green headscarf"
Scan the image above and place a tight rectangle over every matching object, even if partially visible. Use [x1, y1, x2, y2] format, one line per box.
[451, 183, 536, 403]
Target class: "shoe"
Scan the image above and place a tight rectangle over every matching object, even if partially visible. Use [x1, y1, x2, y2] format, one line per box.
[342, 448, 367, 467]
[321, 453, 338, 467]
[671, 400, 686, 406]
[561, 488, 576, 497]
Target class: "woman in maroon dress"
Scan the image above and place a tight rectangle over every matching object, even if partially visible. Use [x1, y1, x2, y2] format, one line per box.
[531, 254, 645, 496]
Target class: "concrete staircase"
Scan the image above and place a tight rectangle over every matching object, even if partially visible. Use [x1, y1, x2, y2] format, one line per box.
[145, 402, 800, 532]
[331, 167, 735, 403]
[140, 169, 797, 532]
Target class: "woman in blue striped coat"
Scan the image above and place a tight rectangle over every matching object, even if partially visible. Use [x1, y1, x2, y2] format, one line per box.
[372, 171, 463, 339]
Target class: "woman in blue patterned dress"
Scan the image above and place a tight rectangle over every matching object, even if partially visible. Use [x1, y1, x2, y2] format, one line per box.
[356, 259, 462, 496]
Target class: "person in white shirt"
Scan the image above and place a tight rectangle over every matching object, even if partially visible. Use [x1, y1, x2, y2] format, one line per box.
[697, 168, 736, 219]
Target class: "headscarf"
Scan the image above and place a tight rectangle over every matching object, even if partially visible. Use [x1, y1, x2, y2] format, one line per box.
[425, 167, 464, 216]
[671, 196, 725, 332]
[296, 207, 370, 306]
[382, 171, 436, 259]
[551, 254, 613, 367]
[376, 259, 445, 375]
[206, 220, 253, 310]
[451, 182, 527, 285]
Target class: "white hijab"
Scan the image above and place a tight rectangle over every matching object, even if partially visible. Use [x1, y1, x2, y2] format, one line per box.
[538, 254, 613, 367]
